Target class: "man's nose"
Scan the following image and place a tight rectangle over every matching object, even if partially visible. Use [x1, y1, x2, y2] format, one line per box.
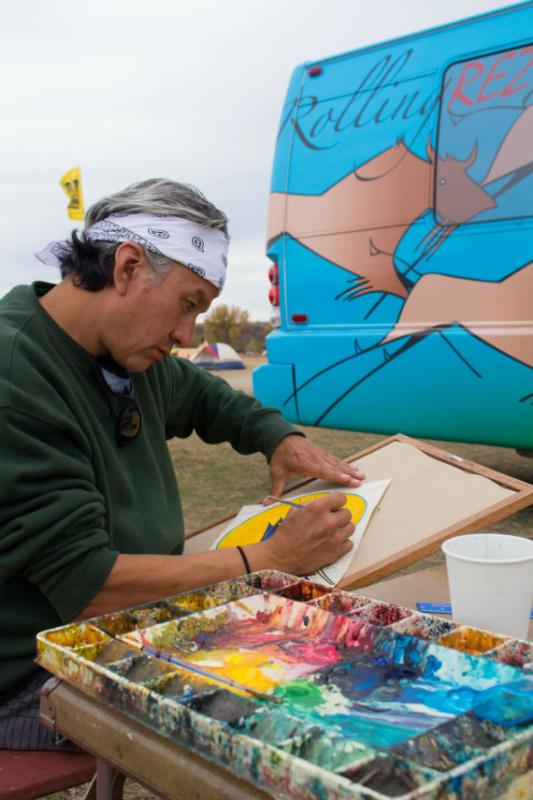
[170, 317, 196, 347]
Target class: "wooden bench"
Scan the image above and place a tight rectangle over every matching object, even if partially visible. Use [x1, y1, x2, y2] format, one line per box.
[0, 750, 96, 800]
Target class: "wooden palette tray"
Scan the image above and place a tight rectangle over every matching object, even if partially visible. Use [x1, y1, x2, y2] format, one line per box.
[36, 571, 533, 800]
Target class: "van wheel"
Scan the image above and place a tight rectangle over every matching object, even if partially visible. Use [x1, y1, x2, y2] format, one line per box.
[515, 449, 533, 458]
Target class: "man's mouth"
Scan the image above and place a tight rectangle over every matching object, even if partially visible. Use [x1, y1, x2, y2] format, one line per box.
[152, 347, 171, 362]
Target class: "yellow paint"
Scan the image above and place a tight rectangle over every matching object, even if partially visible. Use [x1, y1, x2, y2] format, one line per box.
[437, 627, 508, 655]
[215, 492, 366, 549]
[186, 648, 285, 692]
[44, 624, 108, 647]
[171, 593, 217, 611]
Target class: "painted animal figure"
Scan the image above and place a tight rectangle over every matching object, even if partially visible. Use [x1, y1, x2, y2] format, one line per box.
[436, 105, 533, 225]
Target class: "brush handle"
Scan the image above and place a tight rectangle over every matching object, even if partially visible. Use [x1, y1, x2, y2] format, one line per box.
[142, 644, 281, 705]
[266, 495, 302, 509]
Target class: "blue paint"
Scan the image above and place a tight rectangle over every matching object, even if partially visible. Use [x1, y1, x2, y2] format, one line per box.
[261, 520, 283, 541]
[472, 678, 533, 727]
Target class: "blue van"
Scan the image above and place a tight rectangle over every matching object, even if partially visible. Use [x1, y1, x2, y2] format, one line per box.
[253, 2, 533, 448]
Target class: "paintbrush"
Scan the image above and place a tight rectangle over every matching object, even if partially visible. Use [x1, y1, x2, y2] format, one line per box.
[266, 495, 337, 587]
[266, 495, 303, 509]
[139, 643, 282, 705]
[103, 627, 281, 704]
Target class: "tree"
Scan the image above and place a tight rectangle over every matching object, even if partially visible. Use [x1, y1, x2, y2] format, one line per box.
[204, 304, 250, 347]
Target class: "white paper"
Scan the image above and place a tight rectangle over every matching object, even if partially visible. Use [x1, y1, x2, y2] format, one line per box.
[211, 479, 390, 587]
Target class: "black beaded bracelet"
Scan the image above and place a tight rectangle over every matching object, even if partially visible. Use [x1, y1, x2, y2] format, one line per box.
[236, 545, 251, 575]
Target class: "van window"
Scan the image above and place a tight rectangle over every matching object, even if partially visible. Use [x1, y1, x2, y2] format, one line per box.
[436, 45, 533, 225]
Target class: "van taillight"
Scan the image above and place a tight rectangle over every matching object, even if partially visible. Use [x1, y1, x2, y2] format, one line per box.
[268, 262, 280, 306]
[268, 264, 279, 285]
[269, 286, 280, 306]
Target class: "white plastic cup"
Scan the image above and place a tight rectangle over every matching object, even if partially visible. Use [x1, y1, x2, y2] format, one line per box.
[442, 533, 533, 639]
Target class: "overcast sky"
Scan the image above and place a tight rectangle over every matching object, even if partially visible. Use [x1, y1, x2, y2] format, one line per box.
[1, 0, 507, 319]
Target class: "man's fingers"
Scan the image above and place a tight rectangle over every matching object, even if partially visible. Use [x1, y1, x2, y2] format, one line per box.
[339, 539, 354, 556]
[263, 471, 287, 505]
[310, 460, 364, 488]
[333, 508, 352, 528]
[327, 492, 348, 511]
[336, 521, 355, 540]
[345, 462, 365, 481]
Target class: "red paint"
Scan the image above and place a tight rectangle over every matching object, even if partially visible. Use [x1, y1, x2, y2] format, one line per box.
[449, 47, 533, 111]
[478, 52, 517, 102]
[449, 61, 484, 108]
[502, 45, 533, 97]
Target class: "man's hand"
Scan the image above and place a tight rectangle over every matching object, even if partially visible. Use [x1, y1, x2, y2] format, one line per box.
[266, 435, 364, 501]
[257, 492, 355, 575]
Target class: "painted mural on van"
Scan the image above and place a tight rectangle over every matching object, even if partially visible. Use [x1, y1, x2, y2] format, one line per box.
[254, 5, 533, 448]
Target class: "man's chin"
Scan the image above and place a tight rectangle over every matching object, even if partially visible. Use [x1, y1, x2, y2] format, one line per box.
[115, 354, 153, 373]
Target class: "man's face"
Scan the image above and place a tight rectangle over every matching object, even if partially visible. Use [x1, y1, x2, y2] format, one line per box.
[107, 253, 218, 372]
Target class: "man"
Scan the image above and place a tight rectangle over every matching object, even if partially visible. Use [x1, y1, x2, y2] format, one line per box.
[0, 178, 364, 749]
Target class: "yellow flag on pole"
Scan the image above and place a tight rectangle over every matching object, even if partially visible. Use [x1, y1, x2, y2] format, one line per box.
[59, 167, 85, 220]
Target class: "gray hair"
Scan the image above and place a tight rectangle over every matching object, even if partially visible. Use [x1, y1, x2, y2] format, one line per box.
[85, 178, 228, 231]
[59, 178, 228, 291]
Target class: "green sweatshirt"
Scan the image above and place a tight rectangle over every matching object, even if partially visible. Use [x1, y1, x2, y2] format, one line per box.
[0, 283, 296, 699]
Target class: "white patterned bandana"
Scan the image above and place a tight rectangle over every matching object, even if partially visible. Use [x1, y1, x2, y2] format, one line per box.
[35, 213, 229, 291]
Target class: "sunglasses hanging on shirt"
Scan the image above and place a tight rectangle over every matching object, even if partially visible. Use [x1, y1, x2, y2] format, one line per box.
[96, 356, 142, 444]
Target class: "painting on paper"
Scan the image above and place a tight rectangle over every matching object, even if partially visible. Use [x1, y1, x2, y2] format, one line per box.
[211, 480, 390, 586]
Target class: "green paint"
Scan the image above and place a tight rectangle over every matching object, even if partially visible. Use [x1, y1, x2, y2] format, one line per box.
[274, 679, 323, 708]
[151, 621, 179, 650]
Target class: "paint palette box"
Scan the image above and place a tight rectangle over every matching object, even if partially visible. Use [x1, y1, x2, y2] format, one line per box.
[37, 571, 533, 799]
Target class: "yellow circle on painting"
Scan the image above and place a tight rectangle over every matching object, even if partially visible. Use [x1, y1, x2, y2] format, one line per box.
[215, 492, 367, 549]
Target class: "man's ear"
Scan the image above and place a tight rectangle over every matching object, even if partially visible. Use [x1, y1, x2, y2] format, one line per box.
[113, 242, 147, 296]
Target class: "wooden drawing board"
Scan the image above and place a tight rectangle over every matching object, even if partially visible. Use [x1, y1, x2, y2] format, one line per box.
[184, 434, 533, 590]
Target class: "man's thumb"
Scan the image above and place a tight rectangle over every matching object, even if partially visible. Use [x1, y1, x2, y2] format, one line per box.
[262, 472, 286, 505]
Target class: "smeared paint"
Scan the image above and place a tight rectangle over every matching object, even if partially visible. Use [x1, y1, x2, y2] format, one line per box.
[485, 638, 533, 668]
[187, 689, 258, 723]
[97, 611, 138, 636]
[437, 627, 509, 655]
[391, 711, 509, 771]
[273, 580, 332, 602]
[472, 677, 533, 726]
[37, 571, 533, 800]
[146, 670, 215, 702]
[106, 655, 174, 683]
[44, 623, 108, 647]
[283, 729, 373, 770]
[132, 604, 174, 627]
[391, 612, 458, 641]
[340, 756, 437, 795]
[356, 602, 414, 627]
[244, 570, 297, 592]
[310, 592, 372, 616]
[275, 680, 323, 708]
